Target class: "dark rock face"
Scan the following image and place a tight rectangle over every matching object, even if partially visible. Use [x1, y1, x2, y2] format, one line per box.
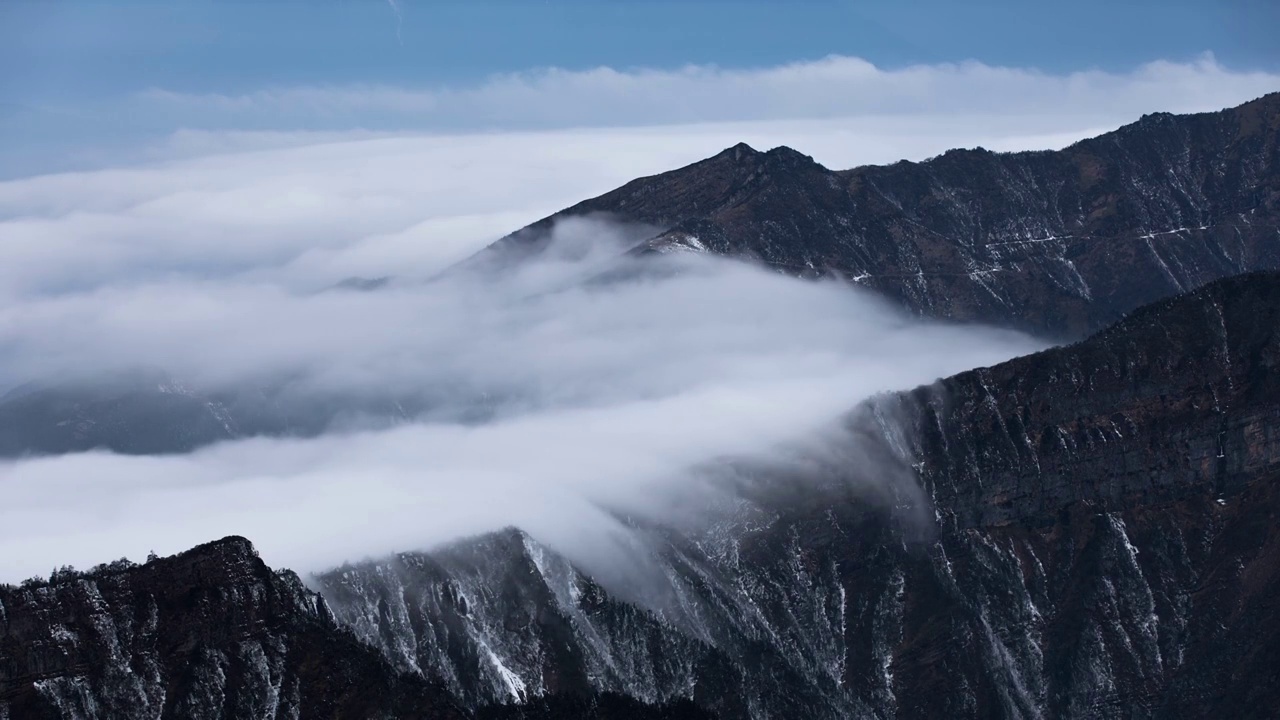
[311, 273, 1280, 719]
[476, 93, 1280, 338]
[476, 693, 715, 720]
[850, 271, 1280, 718]
[0, 537, 467, 720]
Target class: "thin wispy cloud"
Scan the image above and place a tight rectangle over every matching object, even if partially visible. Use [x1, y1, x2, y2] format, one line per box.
[137, 53, 1279, 131]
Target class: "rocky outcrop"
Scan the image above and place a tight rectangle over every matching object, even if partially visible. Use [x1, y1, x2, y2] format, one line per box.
[0, 537, 467, 720]
[475, 93, 1280, 338]
[0, 537, 718, 719]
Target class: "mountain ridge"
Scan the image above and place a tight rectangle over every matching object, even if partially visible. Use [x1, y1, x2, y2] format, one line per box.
[470, 91, 1280, 337]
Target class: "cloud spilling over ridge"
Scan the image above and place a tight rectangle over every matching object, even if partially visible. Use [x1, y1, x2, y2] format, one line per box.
[5, 51, 1261, 582]
[0, 123, 1100, 300]
[4, 54, 1275, 298]
[0, 222, 1043, 582]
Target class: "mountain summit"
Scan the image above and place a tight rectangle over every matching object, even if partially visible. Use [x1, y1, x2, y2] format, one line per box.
[472, 92, 1280, 337]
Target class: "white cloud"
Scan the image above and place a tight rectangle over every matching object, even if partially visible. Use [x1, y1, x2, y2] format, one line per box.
[0, 247, 1041, 582]
[0, 52, 1269, 583]
[5, 55, 1274, 298]
[0, 122, 1074, 299]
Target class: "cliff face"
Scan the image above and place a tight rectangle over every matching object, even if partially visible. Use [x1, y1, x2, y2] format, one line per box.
[476, 93, 1280, 338]
[0, 538, 467, 720]
[848, 271, 1280, 717]
[307, 273, 1280, 719]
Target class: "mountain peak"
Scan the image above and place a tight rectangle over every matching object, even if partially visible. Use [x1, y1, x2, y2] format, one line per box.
[470, 93, 1280, 338]
[716, 141, 760, 162]
[762, 145, 818, 167]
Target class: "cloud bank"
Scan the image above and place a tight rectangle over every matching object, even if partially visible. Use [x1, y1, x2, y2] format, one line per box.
[0, 241, 1041, 582]
[6, 53, 1277, 179]
[140, 53, 1277, 131]
[1, 52, 1271, 582]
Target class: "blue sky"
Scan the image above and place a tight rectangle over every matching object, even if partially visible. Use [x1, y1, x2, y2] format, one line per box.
[5, 0, 1276, 100]
[2, 0, 1278, 178]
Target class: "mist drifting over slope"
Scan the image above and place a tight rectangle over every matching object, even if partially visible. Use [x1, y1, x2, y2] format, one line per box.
[23, 52, 1270, 581]
[0, 215, 1042, 581]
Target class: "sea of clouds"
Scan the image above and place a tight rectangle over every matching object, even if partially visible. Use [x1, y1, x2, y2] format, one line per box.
[0, 54, 1274, 581]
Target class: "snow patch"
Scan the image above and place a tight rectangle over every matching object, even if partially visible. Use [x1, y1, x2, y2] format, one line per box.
[480, 641, 528, 702]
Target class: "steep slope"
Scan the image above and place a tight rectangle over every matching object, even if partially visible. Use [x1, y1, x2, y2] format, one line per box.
[0, 537, 468, 719]
[313, 272, 1280, 719]
[0, 538, 717, 720]
[474, 93, 1280, 337]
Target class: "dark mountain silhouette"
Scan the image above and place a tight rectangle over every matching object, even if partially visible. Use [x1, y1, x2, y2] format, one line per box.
[471, 92, 1280, 338]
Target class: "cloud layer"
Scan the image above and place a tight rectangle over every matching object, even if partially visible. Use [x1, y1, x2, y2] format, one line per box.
[0, 53, 1272, 582]
[0, 238, 1043, 581]
[7, 53, 1278, 180]
[141, 53, 1278, 131]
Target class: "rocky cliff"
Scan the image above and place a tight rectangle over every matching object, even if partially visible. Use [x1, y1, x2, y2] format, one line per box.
[475, 93, 1280, 338]
[0, 537, 470, 719]
[298, 273, 1280, 717]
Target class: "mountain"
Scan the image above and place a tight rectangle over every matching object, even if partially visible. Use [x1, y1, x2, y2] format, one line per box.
[0, 537, 706, 720]
[8, 272, 1278, 718]
[0, 537, 468, 719]
[0, 373, 241, 456]
[472, 93, 1280, 338]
